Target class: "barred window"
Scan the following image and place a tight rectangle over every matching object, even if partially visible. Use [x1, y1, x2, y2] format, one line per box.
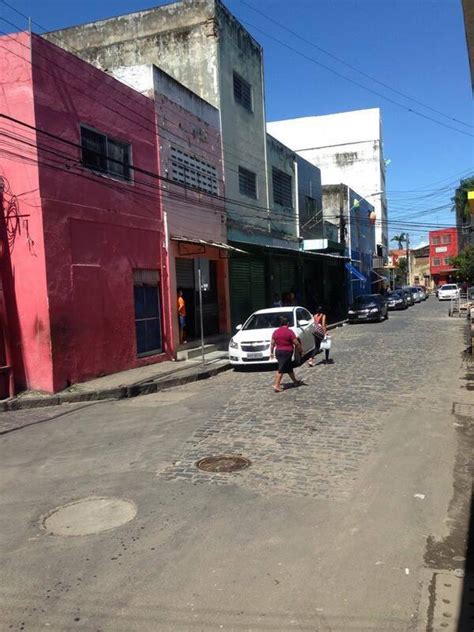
[170, 147, 218, 196]
[442, 234, 451, 244]
[272, 167, 293, 208]
[233, 72, 252, 111]
[431, 236, 441, 245]
[432, 258, 441, 267]
[238, 166, 257, 199]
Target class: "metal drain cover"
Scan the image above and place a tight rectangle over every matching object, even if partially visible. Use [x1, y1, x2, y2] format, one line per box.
[196, 455, 251, 473]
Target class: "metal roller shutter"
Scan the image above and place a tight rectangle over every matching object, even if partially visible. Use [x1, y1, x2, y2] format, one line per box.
[230, 257, 266, 328]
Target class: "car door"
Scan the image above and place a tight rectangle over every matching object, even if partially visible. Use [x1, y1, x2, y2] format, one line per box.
[296, 307, 314, 354]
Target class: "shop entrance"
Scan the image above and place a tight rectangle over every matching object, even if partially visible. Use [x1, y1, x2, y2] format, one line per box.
[175, 258, 219, 341]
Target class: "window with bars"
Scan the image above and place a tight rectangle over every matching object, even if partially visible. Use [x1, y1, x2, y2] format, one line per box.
[272, 167, 293, 208]
[233, 72, 253, 111]
[170, 147, 218, 195]
[238, 166, 257, 199]
[81, 126, 131, 181]
[432, 258, 441, 267]
[431, 236, 441, 245]
[442, 234, 452, 244]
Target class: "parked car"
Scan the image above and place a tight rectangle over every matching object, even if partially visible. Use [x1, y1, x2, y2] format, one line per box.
[348, 294, 388, 323]
[437, 284, 460, 301]
[228, 306, 315, 366]
[406, 286, 421, 304]
[387, 290, 408, 310]
[415, 286, 425, 302]
[397, 288, 414, 306]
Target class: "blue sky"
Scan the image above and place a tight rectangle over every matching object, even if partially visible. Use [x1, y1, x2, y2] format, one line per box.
[1, 0, 473, 247]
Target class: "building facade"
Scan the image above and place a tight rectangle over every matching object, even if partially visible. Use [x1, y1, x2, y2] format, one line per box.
[113, 64, 231, 347]
[0, 33, 169, 393]
[267, 108, 388, 260]
[46, 0, 347, 326]
[429, 228, 459, 287]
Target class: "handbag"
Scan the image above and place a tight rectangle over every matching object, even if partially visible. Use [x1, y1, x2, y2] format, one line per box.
[313, 323, 325, 340]
[320, 335, 331, 350]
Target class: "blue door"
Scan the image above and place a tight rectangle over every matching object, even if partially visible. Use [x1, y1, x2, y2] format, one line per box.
[134, 282, 162, 356]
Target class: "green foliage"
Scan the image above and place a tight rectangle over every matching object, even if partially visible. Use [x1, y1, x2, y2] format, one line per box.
[453, 246, 474, 284]
[452, 176, 474, 220]
[391, 233, 407, 249]
[395, 257, 408, 285]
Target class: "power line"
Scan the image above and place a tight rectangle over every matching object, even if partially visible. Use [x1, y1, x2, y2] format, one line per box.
[239, 0, 473, 129]
[240, 20, 474, 139]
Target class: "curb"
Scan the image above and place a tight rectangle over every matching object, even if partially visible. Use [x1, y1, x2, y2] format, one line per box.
[0, 361, 232, 412]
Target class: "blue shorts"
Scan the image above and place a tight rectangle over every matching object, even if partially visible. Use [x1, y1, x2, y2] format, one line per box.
[179, 315, 186, 328]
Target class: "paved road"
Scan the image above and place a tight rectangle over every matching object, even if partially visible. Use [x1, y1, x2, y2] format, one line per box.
[1, 298, 472, 631]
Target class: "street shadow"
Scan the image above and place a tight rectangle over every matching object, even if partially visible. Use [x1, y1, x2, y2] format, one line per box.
[457, 490, 474, 631]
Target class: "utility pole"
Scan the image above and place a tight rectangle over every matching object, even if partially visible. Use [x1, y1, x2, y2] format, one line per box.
[406, 232, 410, 285]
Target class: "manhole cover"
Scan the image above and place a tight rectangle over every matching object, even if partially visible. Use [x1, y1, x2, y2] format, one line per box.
[41, 497, 137, 536]
[196, 455, 251, 473]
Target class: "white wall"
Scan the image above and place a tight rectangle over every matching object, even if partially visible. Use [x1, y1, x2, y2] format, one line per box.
[267, 108, 388, 255]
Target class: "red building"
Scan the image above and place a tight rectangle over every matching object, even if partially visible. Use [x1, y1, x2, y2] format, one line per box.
[429, 228, 458, 287]
[0, 33, 169, 393]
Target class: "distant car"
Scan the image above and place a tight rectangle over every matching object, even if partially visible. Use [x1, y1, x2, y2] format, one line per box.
[348, 294, 388, 323]
[407, 286, 421, 304]
[415, 286, 425, 302]
[397, 288, 414, 306]
[387, 290, 408, 310]
[228, 306, 316, 366]
[438, 284, 460, 301]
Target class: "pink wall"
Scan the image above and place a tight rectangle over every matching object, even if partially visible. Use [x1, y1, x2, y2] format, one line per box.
[429, 228, 458, 280]
[0, 34, 169, 392]
[0, 34, 53, 391]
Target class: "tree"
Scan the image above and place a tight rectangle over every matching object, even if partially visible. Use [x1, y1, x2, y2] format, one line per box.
[453, 246, 474, 284]
[394, 257, 408, 286]
[452, 177, 474, 220]
[391, 232, 407, 249]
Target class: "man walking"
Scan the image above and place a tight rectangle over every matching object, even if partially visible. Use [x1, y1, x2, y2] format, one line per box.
[177, 289, 187, 344]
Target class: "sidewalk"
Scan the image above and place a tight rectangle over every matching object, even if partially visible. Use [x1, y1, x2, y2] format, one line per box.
[1, 320, 347, 412]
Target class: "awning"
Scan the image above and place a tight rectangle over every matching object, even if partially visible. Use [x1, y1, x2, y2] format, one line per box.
[171, 236, 249, 254]
[371, 270, 389, 284]
[345, 262, 367, 282]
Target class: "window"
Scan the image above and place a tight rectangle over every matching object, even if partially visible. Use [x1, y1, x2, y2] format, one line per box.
[444, 257, 452, 265]
[133, 270, 162, 356]
[272, 168, 293, 208]
[239, 166, 257, 198]
[431, 236, 441, 245]
[432, 258, 441, 267]
[296, 308, 312, 324]
[170, 147, 218, 195]
[81, 126, 131, 181]
[233, 72, 252, 111]
[442, 234, 451, 244]
[304, 196, 318, 219]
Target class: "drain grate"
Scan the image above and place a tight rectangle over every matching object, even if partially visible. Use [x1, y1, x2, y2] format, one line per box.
[196, 455, 251, 473]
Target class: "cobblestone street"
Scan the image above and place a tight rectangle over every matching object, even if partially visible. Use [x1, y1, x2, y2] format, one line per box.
[162, 299, 467, 500]
[1, 297, 472, 631]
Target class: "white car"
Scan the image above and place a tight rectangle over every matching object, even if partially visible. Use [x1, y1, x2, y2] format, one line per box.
[228, 306, 316, 366]
[437, 284, 459, 301]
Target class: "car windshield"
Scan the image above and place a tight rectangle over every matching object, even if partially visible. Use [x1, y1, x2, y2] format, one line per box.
[353, 295, 379, 306]
[243, 311, 294, 330]
[391, 293, 403, 299]
[441, 285, 456, 290]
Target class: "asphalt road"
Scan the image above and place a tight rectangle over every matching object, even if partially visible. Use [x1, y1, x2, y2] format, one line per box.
[1, 298, 472, 631]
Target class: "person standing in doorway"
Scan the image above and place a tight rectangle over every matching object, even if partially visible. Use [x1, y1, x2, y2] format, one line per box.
[270, 316, 303, 393]
[177, 289, 187, 344]
[308, 305, 327, 367]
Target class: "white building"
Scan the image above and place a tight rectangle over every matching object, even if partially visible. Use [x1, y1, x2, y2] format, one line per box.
[267, 108, 388, 259]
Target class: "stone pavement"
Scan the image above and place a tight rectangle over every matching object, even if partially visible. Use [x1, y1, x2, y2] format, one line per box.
[161, 299, 470, 501]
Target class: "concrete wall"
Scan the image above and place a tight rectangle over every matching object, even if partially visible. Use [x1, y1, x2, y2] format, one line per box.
[295, 155, 322, 241]
[0, 33, 52, 392]
[267, 108, 388, 255]
[1, 34, 168, 392]
[266, 135, 297, 241]
[46, 0, 272, 245]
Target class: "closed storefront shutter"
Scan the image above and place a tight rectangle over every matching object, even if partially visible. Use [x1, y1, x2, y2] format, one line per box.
[230, 257, 266, 328]
[272, 257, 296, 297]
[176, 258, 195, 289]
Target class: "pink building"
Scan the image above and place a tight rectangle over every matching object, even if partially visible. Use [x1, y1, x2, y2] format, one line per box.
[429, 227, 459, 287]
[0, 33, 170, 393]
[112, 65, 232, 349]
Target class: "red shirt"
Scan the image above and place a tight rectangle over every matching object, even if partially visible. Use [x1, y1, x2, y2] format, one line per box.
[272, 326, 296, 352]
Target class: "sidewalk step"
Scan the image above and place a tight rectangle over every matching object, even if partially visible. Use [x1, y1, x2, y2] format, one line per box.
[177, 343, 221, 361]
